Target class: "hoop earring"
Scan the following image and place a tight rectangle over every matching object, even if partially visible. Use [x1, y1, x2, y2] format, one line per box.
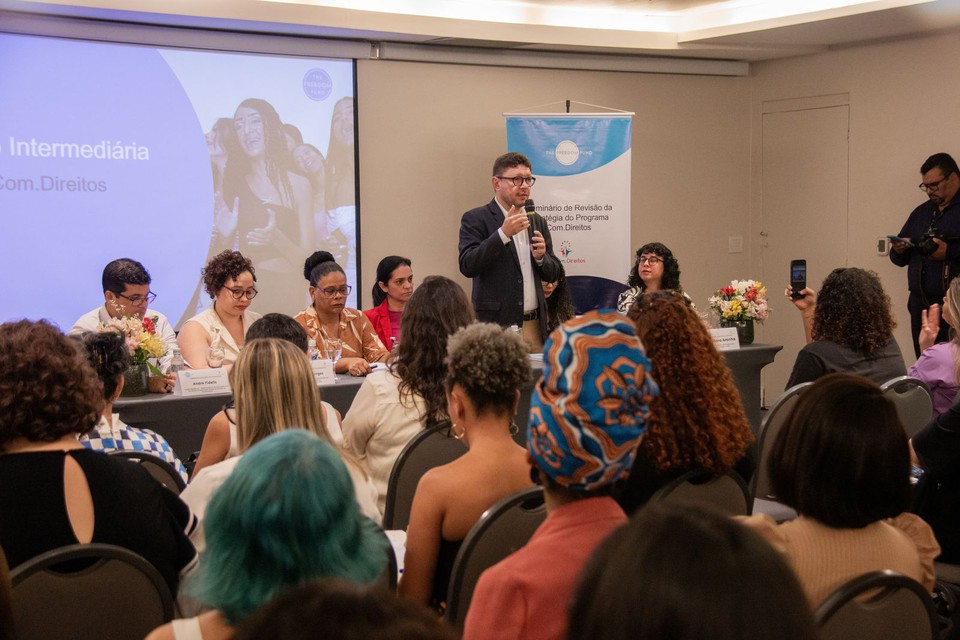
[451, 423, 464, 441]
[510, 420, 520, 436]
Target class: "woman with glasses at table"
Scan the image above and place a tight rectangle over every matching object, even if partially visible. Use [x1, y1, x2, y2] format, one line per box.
[616, 242, 688, 313]
[178, 250, 262, 369]
[295, 251, 388, 377]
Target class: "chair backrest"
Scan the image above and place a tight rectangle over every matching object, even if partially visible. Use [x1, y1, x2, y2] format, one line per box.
[445, 487, 546, 632]
[650, 468, 752, 516]
[880, 376, 933, 438]
[565, 275, 629, 315]
[11, 543, 174, 640]
[109, 450, 186, 494]
[816, 570, 939, 640]
[752, 382, 813, 500]
[382, 422, 467, 530]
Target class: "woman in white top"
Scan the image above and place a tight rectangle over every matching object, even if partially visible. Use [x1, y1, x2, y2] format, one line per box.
[177, 250, 262, 369]
[181, 338, 380, 555]
[342, 276, 474, 513]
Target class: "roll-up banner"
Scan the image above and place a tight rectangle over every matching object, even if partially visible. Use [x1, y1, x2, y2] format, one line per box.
[505, 113, 633, 283]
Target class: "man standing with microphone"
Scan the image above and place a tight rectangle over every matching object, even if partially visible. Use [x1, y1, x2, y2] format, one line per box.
[459, 152, 562, 351]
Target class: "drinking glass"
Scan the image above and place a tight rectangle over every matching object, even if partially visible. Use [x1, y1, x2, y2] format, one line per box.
[207, 343, 226, 368]
[325, 338, 342, 364]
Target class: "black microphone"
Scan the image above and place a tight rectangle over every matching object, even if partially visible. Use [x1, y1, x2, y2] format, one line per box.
[524, 199, 536, 240]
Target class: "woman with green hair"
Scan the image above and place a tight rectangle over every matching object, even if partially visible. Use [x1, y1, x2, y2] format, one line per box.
[147, 430, 387, 640]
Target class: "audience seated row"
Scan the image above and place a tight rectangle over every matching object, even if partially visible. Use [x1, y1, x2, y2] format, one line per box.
[5, 254, 953, 639]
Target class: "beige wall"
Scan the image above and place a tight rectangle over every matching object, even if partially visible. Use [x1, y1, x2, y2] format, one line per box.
[356, 31, 960, 398]
[750, 31, 960, 368]
[356, 59, 752, 310]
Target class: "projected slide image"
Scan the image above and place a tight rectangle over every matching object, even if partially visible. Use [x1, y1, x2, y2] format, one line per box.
[0, 33, 356, 328]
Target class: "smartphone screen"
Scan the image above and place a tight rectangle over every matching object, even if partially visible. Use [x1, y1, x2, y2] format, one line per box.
[790, 260, 806, 298]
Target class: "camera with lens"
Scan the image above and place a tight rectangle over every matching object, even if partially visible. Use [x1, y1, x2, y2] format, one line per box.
[917, 227, 944, 257]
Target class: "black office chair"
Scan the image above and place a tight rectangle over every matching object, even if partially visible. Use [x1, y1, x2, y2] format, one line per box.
[565, 275, 628, 314]
[444, 487, 546, 632]
[880, 376, 933, 439]
[11, 543, 175, 640]
[816, 570, 938, 640]
[109, 450, 186, 494]
[650, 468, 752, 516]
[382, 422, 467, 531]
[750, 382, 811, 521]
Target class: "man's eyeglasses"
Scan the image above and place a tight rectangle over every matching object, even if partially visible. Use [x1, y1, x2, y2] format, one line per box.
[638, 256, 663, 265]
[226, 287, 258, 300]
[317, 285, 352, 298]
[920, 174, 952, 192]
[117, 291, 157, 305]
[496, 175, 537, 187]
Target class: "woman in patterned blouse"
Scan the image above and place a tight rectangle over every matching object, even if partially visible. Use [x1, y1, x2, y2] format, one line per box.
[295, 250, 388, 377]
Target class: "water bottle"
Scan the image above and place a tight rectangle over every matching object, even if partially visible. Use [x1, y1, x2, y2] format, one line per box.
[169, 348, 185, 373]
[307, 339, 320, 360]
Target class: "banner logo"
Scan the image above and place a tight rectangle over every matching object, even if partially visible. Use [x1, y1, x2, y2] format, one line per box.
[555, 140, 580, 166]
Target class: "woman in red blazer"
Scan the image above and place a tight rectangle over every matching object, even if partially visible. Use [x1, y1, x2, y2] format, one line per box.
[364, 256, 413, 350]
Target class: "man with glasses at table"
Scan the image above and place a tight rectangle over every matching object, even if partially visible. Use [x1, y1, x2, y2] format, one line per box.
[459, 152, 562, 351]
[70, 257, 178, 392]
[891, 153, 960, 357]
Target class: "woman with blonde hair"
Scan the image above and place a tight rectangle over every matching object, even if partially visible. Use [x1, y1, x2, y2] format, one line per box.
[181, 338, 379, 552]
[399, 323, 533, 612]
[617, 291, 755, 513]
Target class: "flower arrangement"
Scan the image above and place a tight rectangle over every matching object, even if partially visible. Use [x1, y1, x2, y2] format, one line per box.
[98, 314, 167, 375]
[708, 280, 770, 323]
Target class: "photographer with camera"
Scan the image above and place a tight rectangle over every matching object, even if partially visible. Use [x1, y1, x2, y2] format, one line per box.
[891, 152, 960, 357]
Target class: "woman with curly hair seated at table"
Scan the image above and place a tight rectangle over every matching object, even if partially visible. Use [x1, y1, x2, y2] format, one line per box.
[0, 320, 196, 594]
[617, 242, 688, 313]
[616, 291, 755, 513]
[178, 250, 262, 369]
[79, 331, 189, 483]
[785, 267, 906, 388]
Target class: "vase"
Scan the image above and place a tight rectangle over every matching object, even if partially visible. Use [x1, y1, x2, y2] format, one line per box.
[121, 363, 149, 397]
[721, 319, 755, 345]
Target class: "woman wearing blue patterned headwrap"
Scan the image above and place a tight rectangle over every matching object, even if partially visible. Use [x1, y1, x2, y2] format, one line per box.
[463, 310, 658, 640]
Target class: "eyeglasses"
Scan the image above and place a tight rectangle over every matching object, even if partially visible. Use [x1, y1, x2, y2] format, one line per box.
[317, 285, 352, 298]
[496, 175, 537, 187]
[638, 256, 663, 265]
[117, 291, 156, 305]
[920, 174, 952, 192]
[225, 287, 258, 300]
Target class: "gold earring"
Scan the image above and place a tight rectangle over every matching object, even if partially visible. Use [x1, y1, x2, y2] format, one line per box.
[510, 420, 519, 436]
[451, 423, 463, 440]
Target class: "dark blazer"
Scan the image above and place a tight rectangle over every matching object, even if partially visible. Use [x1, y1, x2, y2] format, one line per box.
[458, 199, 562, 338]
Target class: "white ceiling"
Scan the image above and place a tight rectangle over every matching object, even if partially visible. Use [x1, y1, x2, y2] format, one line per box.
[3, 0, 960, 62]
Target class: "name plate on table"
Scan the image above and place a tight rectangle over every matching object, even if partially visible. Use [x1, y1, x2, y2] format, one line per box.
[710, 327, 741, 351]
[311, 359, 337, 385]
[172, 368, 231, 396]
